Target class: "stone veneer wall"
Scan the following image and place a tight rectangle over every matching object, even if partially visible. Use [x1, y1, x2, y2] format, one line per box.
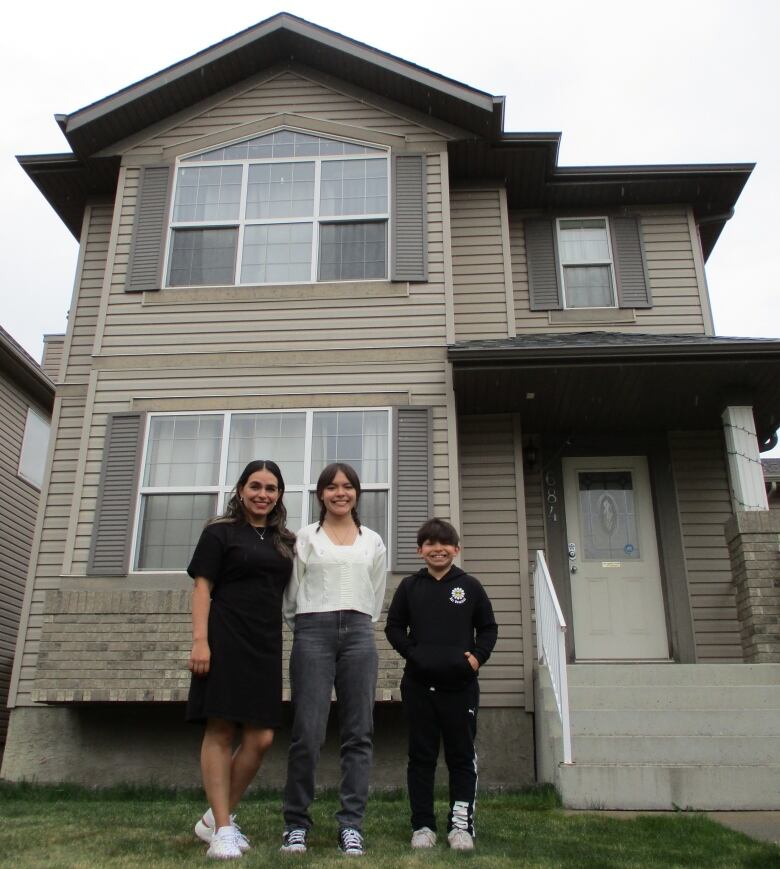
[724, 511, 780, 663]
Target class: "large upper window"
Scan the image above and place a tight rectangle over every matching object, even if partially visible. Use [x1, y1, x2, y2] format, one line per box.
[18, 407, 50, 489]
[556, 218, 616, 308]
[166, 130, 389, 287]
[133, 408, 391, 570]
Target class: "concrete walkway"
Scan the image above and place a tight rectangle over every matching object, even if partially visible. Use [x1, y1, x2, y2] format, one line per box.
[564, 809, 780, 846]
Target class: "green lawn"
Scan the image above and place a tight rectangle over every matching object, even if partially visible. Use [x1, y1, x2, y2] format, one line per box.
[1, 783, 778, 868]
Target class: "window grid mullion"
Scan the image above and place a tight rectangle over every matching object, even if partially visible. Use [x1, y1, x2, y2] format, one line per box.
[302, 410, 315, 526]
[312, 160, 322, 283]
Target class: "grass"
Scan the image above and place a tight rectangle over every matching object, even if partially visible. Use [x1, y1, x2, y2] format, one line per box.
[1, 782, 779, 868]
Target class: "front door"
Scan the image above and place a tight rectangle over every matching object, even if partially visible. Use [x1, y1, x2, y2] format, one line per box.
[562, 456, 669, 660]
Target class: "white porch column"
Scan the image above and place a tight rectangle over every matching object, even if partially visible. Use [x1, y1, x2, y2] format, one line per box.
[721, 406, 769, 511]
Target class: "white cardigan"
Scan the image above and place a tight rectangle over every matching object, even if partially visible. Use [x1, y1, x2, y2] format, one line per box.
[283, 522, 387, 629]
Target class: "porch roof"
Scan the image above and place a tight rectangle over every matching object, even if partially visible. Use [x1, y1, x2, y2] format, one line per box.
[448, 332, 780, 444]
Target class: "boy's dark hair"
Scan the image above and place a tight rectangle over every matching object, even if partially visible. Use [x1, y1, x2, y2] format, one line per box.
[416, 518, 460, 548]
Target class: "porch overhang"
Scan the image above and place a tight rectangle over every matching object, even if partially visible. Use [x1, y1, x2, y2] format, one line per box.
[448, 333, 780, 444]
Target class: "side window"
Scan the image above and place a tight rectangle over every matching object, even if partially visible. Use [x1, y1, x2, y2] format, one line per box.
[166, 130, 389, 287]
[133, 408, 391, 571]
[18, 407, 50, 489]
[557, 218, 616, 309]
[526, 215, 650, 311]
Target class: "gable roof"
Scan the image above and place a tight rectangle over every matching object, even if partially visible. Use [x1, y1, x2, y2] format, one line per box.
[19, 12, 752, 256]
[60, 12, 502, 159]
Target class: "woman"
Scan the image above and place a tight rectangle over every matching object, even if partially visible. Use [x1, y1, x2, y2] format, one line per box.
[281, 462, 387, 857]
[187, 459, 295, 860]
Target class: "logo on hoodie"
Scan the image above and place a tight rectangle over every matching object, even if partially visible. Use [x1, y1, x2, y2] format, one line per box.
[450, 586, 466, 605]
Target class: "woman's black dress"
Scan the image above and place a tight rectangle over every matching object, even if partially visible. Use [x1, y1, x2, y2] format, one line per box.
[186, 522, 292, 728]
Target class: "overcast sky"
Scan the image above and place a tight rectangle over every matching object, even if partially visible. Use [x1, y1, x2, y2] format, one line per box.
[2, 2, 778, 419]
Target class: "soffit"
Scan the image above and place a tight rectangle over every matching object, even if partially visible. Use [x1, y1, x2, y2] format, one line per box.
[449, 333, 780, 442]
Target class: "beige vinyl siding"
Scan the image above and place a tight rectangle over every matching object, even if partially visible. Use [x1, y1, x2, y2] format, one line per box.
[451, 188, 510, 340]
[670, 430, 741, 661]
[41, 336, 64, 381]
[511, 209, 707, 334]
[125, 71, 446, 159]
[11, 396, 85, 708]
[64, 205, 113, 383]
[459, 414, 526, 708]
[0, 374, 47, 744]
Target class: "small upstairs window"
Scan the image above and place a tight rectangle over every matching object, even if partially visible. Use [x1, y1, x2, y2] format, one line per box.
[166, 129, 389, 287]
[557, 218, 616, 308]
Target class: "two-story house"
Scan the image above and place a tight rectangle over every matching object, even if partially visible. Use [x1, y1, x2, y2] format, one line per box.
[3, 14, 779, 809]
[0, 327, 55, 759]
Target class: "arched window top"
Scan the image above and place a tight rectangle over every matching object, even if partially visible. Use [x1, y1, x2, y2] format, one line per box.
[181, 129, 387, 163]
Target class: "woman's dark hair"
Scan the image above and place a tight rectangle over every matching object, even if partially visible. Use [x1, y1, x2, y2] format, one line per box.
[212, 459, 296, 560]
[315, 462, 362, 532]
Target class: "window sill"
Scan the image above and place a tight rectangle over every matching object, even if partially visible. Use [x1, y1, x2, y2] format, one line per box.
[548, 308, 636, 325]
[143, 280, 407, 306]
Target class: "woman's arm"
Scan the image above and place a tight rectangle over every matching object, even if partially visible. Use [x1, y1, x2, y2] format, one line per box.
[188, 576, 213, 676]
[369, 535, 388, 622]
[283, 529, 307, 629]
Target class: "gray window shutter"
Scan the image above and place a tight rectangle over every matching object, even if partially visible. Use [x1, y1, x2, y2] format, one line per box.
[87, 412, 144, 576]
[126, 166, 172, 293]
[392, 406, 433, 573]
[391, 154, 427, 282]
[525, 219, 562, 310]
[612, 216, 652, 308]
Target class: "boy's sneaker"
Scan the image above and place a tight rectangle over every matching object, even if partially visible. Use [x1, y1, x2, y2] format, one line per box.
[411, 827, 437, 848]
[338, 827, 365, 856]
[448, 829, 474, 851]
[207, 825, 244, 860]
[196, 810, 250, 852]
[280, 828, 308, 854]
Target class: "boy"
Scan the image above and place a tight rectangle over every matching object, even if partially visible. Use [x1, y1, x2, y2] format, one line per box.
[384, 518, 497, 852]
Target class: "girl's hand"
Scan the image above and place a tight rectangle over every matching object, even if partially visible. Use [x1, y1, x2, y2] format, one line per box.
[189, 639, 211, 676]
[465, 651, 479, 672]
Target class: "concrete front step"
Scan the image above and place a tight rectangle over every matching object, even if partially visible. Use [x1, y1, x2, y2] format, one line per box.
[571, 709, 780, 737]
[567, 662, 780, 687]
[567, 684, 780, 710]
[558, 763, 780, 811]
[572, 735, 780, 765]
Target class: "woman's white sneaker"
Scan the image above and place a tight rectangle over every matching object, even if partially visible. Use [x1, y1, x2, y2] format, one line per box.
[196, 811, 249, 852]
[207, 825, 244, 859]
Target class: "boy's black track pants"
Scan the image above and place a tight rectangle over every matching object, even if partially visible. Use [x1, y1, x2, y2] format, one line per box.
[400, 674, 478, 835]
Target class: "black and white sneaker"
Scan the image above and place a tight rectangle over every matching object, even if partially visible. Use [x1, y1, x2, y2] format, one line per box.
[338, 827, 364, 856]
[280, 828, 308, 854]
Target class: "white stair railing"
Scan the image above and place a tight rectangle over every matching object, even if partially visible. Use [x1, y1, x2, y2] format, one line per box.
[533, 550, 573, 764]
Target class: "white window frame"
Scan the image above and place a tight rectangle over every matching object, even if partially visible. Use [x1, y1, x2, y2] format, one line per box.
[130, 407, 393, 573]
[556, 216, 618, 309]
[163, 127, 391, 288]
[17, 406, 50, 490]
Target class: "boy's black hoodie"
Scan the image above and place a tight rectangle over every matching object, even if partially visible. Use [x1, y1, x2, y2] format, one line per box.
[384, 565, 498, 690]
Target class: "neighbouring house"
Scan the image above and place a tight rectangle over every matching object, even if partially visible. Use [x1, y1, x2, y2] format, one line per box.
[764, 459, 780, 510]
[0, 327, 56, 759]
[3, 14, 779, 809]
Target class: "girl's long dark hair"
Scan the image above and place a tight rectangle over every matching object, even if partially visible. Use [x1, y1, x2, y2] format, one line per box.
[211, 459, 296, 560]
[315, 462, 362, 534]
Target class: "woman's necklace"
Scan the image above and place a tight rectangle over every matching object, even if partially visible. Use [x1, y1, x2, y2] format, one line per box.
[251, 524, 267, 541]
[324, 521, 356, 546]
